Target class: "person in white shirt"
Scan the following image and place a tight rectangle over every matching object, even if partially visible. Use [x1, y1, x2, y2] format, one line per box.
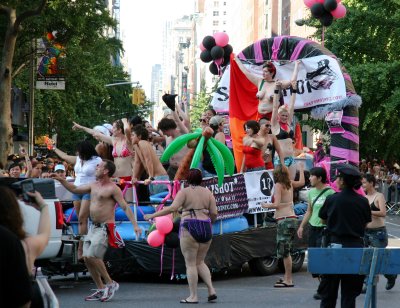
[53, 140, 102, 259]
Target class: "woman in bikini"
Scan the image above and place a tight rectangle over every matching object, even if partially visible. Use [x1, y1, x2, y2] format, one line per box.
[240, 120, 265, 173]
[72, 119, 134, 198]
[271, 60, 301, 180]
[144, 169, 218, 304]
[262, 163, 304, 288]
[258, 117, 284, 169]
[0, 186, 51, 307]
[362, 174, 397, 290]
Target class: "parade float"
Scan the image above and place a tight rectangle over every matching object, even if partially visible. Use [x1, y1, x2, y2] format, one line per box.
[45, 0, 359, 279]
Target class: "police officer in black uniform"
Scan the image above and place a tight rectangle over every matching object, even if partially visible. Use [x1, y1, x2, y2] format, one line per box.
[318, 164, 372, 308]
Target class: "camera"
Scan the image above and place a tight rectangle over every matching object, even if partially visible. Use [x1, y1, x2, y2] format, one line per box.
[21, 179, 35, 202]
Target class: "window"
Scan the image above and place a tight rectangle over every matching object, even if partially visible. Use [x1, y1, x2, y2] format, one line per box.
[223, 11, 226, 15]
[213, 11, 219, 16]
[214, 1, 219, 7]
[213, 20, 219, 26]
[223, 21, 226, 25]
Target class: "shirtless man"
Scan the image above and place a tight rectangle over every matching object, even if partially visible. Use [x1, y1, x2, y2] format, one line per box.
[157, 118, 189, 180]
[261, 163, 304, 288]
[126, 124, 169, 195]
[52, 160, 141, 302]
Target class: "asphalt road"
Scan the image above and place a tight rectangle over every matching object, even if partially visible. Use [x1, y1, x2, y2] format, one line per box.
[50, 214, 400, 308]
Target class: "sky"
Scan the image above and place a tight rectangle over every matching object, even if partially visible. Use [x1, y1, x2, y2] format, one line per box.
[119, 0, 195, 95]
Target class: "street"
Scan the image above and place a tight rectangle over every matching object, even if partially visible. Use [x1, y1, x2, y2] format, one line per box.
[50, 214, 400, 308]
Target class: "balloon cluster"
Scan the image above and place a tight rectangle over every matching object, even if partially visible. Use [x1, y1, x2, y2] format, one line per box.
[199, 32, 233, 76]
[147, 216, 180, 249]
[304, 0, 347, 27]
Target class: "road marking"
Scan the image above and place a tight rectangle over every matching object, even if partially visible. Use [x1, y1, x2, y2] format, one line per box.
[388, 233, 400, 239]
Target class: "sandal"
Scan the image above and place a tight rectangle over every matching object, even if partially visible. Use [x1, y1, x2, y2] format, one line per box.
[180, 299, 198, 304]
[274, 282, 294, 288]
[208, 294, 217, 302]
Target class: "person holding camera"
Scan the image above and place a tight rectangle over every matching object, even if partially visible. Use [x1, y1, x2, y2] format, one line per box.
[318, 164, 371, 308]
[0, 186, 51, 307]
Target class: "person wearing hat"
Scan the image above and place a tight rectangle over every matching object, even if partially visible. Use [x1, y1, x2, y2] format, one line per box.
[318, 163, 371, 308]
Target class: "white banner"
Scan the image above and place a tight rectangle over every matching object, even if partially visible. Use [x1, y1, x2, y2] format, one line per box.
[211, 55, 346, 112]
[244, 170, 275, 214]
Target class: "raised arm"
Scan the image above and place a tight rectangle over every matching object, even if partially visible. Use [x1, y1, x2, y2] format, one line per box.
[271, 81, 282, 135]
[175, 101, 191, 131]
[72, 121, 113, 145]
[19, 145, 32, 177]
[171, 107, 189, 134]
[122, 118, 133, 150]
[233, 55, 259, 86]
[288, 60, 301, 125]
[52, 147, 76, 165]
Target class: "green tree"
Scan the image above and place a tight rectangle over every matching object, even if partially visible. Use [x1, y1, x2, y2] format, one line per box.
[1, 0, 152, 158]
[190, 78, 216, 130]
[323, 0, 400, 161]
[0, 0, 47, 166]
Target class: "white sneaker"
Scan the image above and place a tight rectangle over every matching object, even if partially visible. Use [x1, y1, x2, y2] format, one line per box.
[101, 281, 119, 302]
[85, 289, 104, 301]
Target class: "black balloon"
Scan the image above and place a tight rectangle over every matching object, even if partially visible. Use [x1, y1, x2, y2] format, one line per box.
[311, 3, 325, 18]
[165, 232, 180, 249]
[202, 35, 216, 50]
[209, 62, 219, 75]
[200, 49, 213, 63]
[324, 0, 338, 12]
[221, 44, 233, 66]
[320, 12, 333, 27]
[172, 217, 181, 233]
[210, 46, 224, 60]
[223, 44, 233, 56]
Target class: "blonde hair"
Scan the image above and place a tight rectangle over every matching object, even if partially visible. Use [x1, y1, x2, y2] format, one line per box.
[278, 105, 289, 115]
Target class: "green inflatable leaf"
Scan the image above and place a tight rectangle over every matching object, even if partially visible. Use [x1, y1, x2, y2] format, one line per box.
[206, 141, 225, 186]
[160, 132, 201, 163]
[190, 136, 205, 169]
[210, 138, 235, 175]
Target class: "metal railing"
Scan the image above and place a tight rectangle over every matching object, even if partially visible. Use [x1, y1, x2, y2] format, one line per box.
[377, 180, 400, 215]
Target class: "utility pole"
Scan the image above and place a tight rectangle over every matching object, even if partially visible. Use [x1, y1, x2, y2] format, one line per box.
[28, 39, 35, 155]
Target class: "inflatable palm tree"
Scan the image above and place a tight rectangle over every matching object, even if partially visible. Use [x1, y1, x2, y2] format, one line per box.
[160, 127, 235, 186]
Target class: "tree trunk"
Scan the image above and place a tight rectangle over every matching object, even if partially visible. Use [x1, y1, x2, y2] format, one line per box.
[0, 8, 17, 167]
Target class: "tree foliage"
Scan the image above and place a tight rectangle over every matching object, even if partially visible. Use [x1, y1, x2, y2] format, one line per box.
[308, 0, 400, 161]
[189, 78, 214, 130]
[0, 0, 152, 158]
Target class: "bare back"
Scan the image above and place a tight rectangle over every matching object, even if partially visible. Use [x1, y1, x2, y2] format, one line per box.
[174, 186, 217, 222]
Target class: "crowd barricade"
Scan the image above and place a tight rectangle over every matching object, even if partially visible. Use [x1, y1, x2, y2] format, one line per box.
[376, 179, 400, 215]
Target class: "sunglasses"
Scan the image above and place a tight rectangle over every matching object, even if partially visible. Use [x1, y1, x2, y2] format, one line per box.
[199, 118, 207, 123]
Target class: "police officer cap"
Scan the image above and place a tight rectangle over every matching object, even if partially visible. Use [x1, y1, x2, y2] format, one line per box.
[336, 163, 361, 177]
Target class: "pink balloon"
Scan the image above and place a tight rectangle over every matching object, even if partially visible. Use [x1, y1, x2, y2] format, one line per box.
[331, 3, 346, 19]
[213, 32, 229, 47]
[147, 230, 165, 247]
[199, 42, 206, 51]
[214, 58, 223, 66]
[303, 0, 317, 8]
[156, 216, 173, 234]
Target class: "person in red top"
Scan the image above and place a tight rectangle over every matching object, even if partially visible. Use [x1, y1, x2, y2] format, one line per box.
[240, 120, 265, 173]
